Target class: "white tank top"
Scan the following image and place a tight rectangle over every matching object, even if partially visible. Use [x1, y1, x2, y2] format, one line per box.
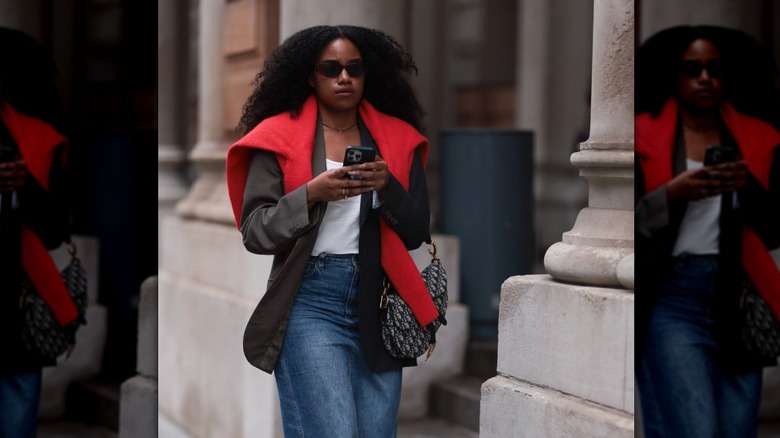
[311, 159, 361, 255]
[672, 159, 721, 256]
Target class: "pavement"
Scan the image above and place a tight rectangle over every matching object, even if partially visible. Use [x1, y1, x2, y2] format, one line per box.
[159, 412, 477, 438]
[36, 410, 779, 437]
[160, 413, 190, 438]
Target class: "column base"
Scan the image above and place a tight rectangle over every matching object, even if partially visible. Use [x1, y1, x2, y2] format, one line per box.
[545, 241, 633, 287]
[495, 275, 634, 412]
[480, 375, 634, 437]
[544, 207, 633, 288]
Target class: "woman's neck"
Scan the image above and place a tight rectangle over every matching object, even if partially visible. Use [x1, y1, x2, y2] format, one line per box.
[318, 106, 358, 132]
[680, 109, 719, 133]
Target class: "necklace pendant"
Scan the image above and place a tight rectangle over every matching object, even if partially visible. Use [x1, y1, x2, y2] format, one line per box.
[322, 121, 358, 133]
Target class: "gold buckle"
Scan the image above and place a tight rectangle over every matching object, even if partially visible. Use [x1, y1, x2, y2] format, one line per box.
[425, 342, 436, 361]
[379, 278, 390, 309]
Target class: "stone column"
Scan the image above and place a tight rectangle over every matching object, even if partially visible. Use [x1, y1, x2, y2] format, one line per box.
[410, 0, 445, 228]
[516, 0, 550, 157]
[480, 1, 634, 436]
[280, 0, 406, 42]
[174, 0, 234, 224]
[516, 0, 593, 265]
[543, 0, 634, 289]
[158, 0, 190, 240]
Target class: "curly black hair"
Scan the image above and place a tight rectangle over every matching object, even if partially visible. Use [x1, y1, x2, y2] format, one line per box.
[636, 25, 780, 127]
[0, 27, 65, 132]
[237, 25, 425, 135]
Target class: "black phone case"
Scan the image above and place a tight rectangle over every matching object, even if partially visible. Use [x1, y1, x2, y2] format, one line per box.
[704, 145, 737, 166]
[343, 146, 375, 166]
[342, 146, 375, 180]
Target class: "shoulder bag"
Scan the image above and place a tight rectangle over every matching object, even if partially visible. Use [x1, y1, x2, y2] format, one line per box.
[740, 280, 780, 364]
[20, 241, 88, 360]
[380, 239, 448, 360]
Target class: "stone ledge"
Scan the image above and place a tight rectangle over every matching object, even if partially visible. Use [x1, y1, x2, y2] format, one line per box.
[497, 274, 634, 413]
[158, 271, 280, 438]
[137, 276, 158, 378]
[480, 375, 633, 437]
[161, 216, 274, 303]
[119, 375, 158, 438]
[430, 375, 482, 432]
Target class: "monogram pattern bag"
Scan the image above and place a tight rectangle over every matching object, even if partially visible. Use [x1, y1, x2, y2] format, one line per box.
[740, 282, 780, 363]
[380, 240, 448, 360]
[20, 242, 88, 360]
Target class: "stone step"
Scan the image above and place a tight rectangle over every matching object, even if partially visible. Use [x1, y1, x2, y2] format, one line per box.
[38, 420, 117, 438]
[65, 380, 121, 432]
[464, 340, 497, 381]
[398, 417, 479, 438]
[429, 375, 483, 433]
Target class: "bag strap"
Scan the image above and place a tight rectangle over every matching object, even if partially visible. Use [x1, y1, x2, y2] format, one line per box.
[427, 239, 440, 264]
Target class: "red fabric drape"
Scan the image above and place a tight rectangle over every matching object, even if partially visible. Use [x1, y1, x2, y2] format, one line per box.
[1, 102, 77, 326]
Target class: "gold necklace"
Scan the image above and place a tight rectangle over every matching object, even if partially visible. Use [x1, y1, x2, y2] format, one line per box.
[683, 123, 717, 133]
[322, 121, 357, 133]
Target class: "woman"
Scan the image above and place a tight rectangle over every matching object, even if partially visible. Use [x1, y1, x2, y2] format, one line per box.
[635, 26, 780, 437]
[226, 25, 441, 436]
[0, 27, 73, 437]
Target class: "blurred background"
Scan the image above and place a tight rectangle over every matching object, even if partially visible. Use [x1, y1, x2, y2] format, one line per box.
[157, 0, 780, 437]
[0, 0, 157, 436]
[3, 0, 776, 437]
[158, 0, 591, 436]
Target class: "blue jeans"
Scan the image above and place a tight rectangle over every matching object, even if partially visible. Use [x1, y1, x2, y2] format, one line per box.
[274, 253, 401, 438]
[0, 370, 41, 438]
[637, 255, 762, 438]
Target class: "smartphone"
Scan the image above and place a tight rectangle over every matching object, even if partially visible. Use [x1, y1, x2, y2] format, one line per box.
[703, 145, 738, 166]
[342, 146, 376, 179]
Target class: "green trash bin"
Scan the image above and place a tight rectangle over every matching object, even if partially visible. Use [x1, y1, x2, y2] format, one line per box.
[440, 129, 534, 339]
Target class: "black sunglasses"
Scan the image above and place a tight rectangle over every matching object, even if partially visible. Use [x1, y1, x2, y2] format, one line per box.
[317, 60, 366, 78]
[679, 60, 723, 78]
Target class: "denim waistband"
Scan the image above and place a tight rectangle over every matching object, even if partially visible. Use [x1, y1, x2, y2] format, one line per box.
[663, 253, 718, 299]
[671, 253, 718, 267]
[308, 253, 359, 269]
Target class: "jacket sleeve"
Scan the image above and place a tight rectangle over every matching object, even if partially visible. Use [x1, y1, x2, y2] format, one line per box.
[239, 149, 322, 255]
[635, 161, 675, 239]
[18, 143, 70, 250]
[737, 145, 780, 250]
[378, 148, 430, 250]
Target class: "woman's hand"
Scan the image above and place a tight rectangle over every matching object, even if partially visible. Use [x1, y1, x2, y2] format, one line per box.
[305, 165, 377, 208]
[0, 158, 29, 193]
[706, 159, 748, 191]
[667, 159, 748, 201]
[345, 156, 390, 196]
